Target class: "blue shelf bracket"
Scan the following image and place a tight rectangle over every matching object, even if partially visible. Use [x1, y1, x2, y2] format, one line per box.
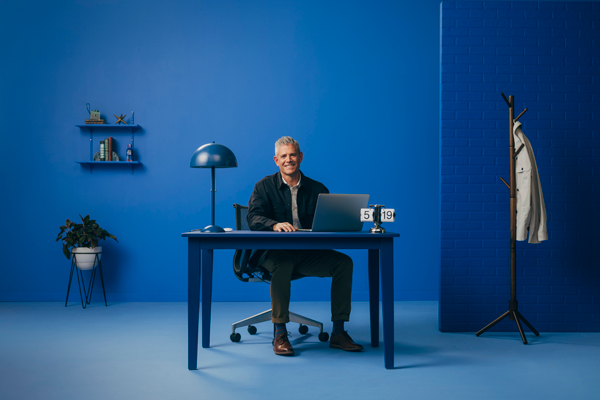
[87, 127, 94, 174]
[130, 126, 135, 175]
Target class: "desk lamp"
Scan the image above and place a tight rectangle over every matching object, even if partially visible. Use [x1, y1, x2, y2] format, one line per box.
[190, 142, 238, 232]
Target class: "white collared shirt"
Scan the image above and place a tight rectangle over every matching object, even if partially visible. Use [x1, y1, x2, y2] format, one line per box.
[282, 173, 302, 229]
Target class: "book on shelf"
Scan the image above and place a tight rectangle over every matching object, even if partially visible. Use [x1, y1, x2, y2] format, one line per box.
[99, 141, 105, 161]
[85, 119, 106, 124]
[94, 138, 123, 162]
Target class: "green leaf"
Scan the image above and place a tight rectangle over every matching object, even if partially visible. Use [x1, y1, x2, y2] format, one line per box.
[59, 215, 117, 257]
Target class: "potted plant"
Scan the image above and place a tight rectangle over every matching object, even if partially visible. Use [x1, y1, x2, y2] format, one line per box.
[56, 215, 118, 270]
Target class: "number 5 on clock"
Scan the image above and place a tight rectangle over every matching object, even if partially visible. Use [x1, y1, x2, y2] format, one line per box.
[360, 208, 374, 222]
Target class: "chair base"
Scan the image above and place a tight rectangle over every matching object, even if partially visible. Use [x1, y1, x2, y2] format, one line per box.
[232, 309, 325, 336]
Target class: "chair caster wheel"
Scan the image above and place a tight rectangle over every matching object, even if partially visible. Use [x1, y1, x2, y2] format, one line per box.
[299, 324, 309, 335]
[248, 325, 257, 335]
[318, 332, 329, 342]
[230, 332, 241, 342]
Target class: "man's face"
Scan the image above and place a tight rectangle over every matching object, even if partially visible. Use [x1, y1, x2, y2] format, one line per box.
[274, 144, 303, 177]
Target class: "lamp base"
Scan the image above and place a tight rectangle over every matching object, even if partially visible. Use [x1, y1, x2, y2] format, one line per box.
[201, 225, 226, 233]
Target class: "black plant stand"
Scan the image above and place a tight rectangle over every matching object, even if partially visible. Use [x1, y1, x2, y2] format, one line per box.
[475, 93, 540, 344]
[65, 253, 107, 309]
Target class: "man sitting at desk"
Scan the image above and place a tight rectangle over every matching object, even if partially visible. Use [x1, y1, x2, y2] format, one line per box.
[247, 136, 364, 356]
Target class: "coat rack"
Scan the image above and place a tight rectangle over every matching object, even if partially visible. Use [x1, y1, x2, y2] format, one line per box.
[475, 93, 540, 344]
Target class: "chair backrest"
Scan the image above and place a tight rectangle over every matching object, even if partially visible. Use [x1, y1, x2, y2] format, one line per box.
[234, 203, 250, 231]
[232, 203, 269, 283]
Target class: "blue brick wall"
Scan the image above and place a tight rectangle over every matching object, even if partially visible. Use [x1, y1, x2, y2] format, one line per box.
[440, 1, 600, 332]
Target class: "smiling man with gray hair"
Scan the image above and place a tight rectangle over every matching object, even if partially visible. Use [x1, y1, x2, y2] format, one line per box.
[246, 136, 363, 356]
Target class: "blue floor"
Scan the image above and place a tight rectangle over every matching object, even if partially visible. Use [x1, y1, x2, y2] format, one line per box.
[1, 301, 599, 400]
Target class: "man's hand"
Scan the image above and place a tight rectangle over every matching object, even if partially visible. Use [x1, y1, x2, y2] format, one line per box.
[272, 222, 297, 232]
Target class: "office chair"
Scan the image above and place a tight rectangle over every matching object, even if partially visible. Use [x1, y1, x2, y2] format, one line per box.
[230, 203, 330, 343]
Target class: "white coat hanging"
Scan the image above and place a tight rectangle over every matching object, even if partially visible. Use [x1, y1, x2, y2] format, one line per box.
[513, 121, 548, 244]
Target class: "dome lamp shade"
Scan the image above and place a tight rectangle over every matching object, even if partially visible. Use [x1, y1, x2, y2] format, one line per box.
[190, 143, 238, 168]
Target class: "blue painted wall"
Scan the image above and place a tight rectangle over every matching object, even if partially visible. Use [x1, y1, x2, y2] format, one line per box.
[441, 1, 600, 331]
[0, 0, 441, 302]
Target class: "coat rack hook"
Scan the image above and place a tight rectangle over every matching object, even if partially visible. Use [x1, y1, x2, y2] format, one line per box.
[514, 108, 528, 123]
[514, 144, 525, 158]
[499, 176, 510, 190]
[500, 92, 510, 107]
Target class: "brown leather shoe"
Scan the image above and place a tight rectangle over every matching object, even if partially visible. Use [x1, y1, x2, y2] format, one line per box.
[329, 331, 364, 352]
[273, 333, 295, 356]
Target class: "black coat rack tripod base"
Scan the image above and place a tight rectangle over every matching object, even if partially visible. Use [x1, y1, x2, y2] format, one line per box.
[475, 93, 540, 344]
[476, 300, 539, 344]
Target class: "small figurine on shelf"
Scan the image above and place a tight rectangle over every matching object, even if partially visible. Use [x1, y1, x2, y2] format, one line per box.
[85, 103, 105, 124]
[114, 113, 127, 125]
[126, 143, 133, 162]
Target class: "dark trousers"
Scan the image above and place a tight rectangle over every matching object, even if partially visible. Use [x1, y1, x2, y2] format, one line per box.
[261, 250, 353, 324]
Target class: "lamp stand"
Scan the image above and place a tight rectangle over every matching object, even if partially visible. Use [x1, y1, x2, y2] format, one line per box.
[202, 167, 225, 232]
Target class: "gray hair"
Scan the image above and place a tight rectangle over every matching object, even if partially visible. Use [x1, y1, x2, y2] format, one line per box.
[274, 136, 301, 156]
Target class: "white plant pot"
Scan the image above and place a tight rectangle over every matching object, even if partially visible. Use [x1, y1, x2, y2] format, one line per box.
[72, 247, 102, 270]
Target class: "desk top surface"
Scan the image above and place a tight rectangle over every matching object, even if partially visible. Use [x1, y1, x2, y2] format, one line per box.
[182, 230, 399, 238]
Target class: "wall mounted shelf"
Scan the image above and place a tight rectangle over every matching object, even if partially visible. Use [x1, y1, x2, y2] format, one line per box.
[76, 124, 143, 174]
[76, 161, 142, 165]
[75, 124, 142, 129]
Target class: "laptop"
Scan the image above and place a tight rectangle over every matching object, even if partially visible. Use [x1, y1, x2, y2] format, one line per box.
[298, 193, 369, 232]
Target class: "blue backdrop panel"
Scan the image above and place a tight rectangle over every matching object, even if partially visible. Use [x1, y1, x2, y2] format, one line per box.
[441, 1, 600, 332]
[0, 0, 441, 302]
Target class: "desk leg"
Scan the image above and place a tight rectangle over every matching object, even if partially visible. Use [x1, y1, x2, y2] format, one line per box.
[368, 249, 380, 348]
[381, 238, 394, 370]
[188, 239, 201, 370]
[201, 249, 214, 349]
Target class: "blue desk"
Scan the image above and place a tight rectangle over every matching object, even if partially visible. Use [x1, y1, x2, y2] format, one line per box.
[182, 230, 399, 369]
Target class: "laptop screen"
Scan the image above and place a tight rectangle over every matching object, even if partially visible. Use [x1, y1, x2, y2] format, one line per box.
[310, 194, 369, 232]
